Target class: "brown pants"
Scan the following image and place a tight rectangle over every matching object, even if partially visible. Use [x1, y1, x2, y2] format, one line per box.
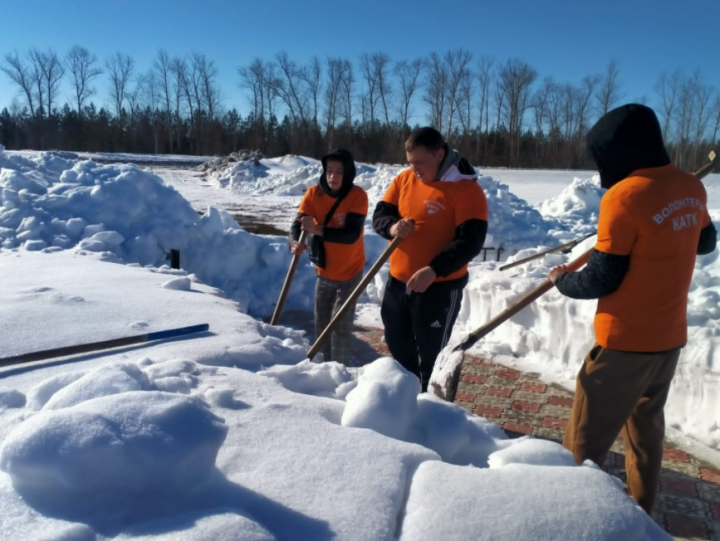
[563, 342, 680, 514]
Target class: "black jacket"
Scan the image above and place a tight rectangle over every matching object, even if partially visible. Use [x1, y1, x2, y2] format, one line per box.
[290, 148, 365, 245]
[557, 104, 716, 299]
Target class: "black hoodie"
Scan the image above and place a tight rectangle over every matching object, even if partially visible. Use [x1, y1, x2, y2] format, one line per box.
[556, 104, 717, 300]
[290, 148, 366, 245]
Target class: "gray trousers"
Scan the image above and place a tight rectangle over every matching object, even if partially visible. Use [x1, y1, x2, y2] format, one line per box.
[313, 272, 362, 365]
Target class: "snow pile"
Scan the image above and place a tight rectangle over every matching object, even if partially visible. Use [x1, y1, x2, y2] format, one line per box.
[400, 460, 669, 540]
[0, 152, 319, 316]
[0, 248, 668, 540]
[0, 391, 227, 494]
[536, 174, 605, 239]
[342, 357, 420, 439]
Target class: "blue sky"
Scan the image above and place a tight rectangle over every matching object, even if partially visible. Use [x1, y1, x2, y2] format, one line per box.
[0, 0, 718, 122]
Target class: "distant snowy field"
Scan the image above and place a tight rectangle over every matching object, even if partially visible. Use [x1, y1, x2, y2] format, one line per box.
[0, 146, 715, 539]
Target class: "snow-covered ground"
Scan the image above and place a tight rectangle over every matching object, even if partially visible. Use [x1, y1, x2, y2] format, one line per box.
[0, 146, 717, 539]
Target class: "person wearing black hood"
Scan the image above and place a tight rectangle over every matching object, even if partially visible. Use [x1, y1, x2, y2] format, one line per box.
[289, 149, 368, 365]
[547, 104, 717, 514]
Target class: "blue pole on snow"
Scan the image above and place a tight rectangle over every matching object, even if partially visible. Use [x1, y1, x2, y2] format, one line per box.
[0, 323, 210, 368]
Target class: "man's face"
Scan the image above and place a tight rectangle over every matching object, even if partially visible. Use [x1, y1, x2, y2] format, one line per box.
[406, 147, 445, 184]
[326, 159, 344, 190]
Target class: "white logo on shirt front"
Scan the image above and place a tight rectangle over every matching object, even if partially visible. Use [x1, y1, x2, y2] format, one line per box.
[424, 200, 446, 215]
[334, 213, 346, 227]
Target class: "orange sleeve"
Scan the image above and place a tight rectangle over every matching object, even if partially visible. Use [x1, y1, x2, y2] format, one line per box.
[454, 182, 489, 225]
[382, 176, 401, 205]
[594, 190, 637, 255]
[298, 187, 315, 216]
[350, 188, 369, 216]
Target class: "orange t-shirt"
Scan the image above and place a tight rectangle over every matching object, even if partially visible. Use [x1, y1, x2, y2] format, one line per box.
[382, 169, 489, 282]
[299, 185, 368, 281]
[593, 164, 711, 351]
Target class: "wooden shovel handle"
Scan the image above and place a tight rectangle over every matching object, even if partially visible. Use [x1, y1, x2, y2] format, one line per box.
[270, 230, 307, 325]
[307, 236, 402, 359]
[456, 248, 591, 352]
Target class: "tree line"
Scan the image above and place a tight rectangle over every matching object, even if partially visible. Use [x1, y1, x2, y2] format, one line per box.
[1, 46, 718, 169]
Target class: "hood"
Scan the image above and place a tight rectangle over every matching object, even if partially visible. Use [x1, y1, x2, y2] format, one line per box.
[319, 148, 357, 198]
[436, 143, 478, 182]
[586, 103, 671, 189]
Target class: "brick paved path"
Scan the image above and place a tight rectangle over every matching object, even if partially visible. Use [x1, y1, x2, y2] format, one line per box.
[278, 311, 720, 541]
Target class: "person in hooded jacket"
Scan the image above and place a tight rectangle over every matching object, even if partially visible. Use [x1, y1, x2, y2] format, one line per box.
[373, 127, 488, 392]
[289, 149, 368, 365]
[548, 103, 717, 514]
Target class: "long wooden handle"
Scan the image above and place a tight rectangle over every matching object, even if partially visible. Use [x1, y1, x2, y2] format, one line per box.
[307, 236, 402, 359]
[455, 249, 591, 352]
[270, 231, 307, 325]
[0, 324, 210, 367]
[499, 232, 596, 271]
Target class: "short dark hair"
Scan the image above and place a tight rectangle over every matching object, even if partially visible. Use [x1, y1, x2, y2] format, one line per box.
[405, 127, 445, 152]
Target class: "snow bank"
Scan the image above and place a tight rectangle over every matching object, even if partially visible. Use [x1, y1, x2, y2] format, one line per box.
[400, 461, 670, 541]
[0, 391, 227, 494]
[0, 247, 673, 540]
[206, 155, 558, 253]
[0, 151, 318, 316]
[537, 175, 605, 240]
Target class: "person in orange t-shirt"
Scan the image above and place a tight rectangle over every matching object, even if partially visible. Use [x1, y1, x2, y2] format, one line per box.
[548, 104, 717, 514]
[289, 149, 368, 365]
[373, 127, 488, 392]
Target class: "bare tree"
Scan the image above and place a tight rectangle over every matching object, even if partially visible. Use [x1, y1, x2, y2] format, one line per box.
[239, 58, 267, 124]
[143, 71, 161, 153]
[275, 51, 308, 125]
[106, 53, 134, 117]
[299, 56, 322, 126]
[394, 58, 423, 136]
[340, 59, 354, 128]
[373, 53, 393, 127]
[2, 50, 37, 116]
[324, 57, 346, 149]
[476, 56, 494, 156]
[154, 49, 174, 152]
[193, 53, 220, 120]
[126, 73, 146, 128]
[497, 58, 537, 165]
[358, 53, 379, 130]
[170, 57, 190, 150]
[423, 52, 448, 130]
[690, 70, 712, 165]
[595, 60, 624, 116]
[30, 48, 65, 116]
[457, 66, 474, 137]
[66, 46, 102, 116]
[444, 48, 473, 136]
[655, 69, 683, 142]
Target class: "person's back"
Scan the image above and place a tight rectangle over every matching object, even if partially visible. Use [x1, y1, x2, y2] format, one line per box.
[595, 164, 709, 351]
[549, 103, 716, 515]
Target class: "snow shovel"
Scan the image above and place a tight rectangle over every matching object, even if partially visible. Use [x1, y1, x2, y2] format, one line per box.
[0, 323, 210, 368]
[429, 152, 719, 402]
[428, 249, 591, 401]
[271, 231, 307, 325]
[499, 232, 596, 271]
[307, 236, 403, 360]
